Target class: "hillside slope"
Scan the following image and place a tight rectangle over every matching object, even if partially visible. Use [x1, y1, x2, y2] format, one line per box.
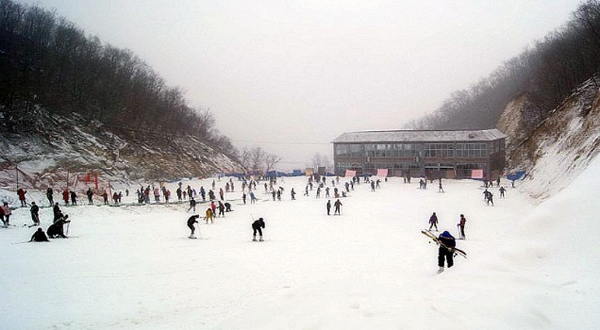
[498, 78, 600, 201]
[0, 109, 242, 190]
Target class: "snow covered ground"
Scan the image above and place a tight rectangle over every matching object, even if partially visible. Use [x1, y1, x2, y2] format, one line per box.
[1, 156, 599, 329]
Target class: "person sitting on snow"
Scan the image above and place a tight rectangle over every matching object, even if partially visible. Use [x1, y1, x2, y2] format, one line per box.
[30, 227, 49, 242]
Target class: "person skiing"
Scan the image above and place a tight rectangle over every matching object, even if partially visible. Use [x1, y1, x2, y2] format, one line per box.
[428, 212, 439, 231]
[457, 214, 467, 239]
[252, 217, 265, 241]
[86, 188, 94, 205]
[30, 227, 49, 242]
[499, 186, 506, 198]
[53, 202, 63, 222]
[224, 202, 232, 212]
[326, 200, 332, 215]
[46, 187, 54, 206]
[1, 202, 11, 226]
[47, 215, 70, 239]
[205, 208, 214, 224]
[62, 189, 69, 205]
[250, 191, 256, 204]
[290, 188, 296, 200]
[334, 199, 342, 215]
[217, 201, 225, 217]
[438, 231, 456, 272]
[70, 191, 77, 206]
[17, 188, 27, 207]
[188, 198, 197, 212]
[187, 215, 200, 238]
[30, 202, 40, 227]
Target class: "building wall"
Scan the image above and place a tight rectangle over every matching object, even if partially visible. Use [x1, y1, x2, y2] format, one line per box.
[333, 140, 505, 179]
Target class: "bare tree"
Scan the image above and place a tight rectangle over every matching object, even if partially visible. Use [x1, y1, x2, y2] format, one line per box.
[264, 153, 282, 173]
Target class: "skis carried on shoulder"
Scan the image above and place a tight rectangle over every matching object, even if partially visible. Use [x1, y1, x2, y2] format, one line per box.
[421, 230, 467, 259]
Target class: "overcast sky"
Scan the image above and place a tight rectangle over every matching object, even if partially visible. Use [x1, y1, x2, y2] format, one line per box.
[20, 0, 583, 170]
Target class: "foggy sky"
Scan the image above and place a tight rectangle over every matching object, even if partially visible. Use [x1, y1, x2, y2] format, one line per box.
[18, 0, 583, 170]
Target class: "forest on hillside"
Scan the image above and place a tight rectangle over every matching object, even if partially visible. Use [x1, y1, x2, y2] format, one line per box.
[407, 0, 600, 135]
[0, 0, 236, 158]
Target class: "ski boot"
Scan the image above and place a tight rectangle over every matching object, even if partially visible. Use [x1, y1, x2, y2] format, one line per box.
[437, 267, 444, 274]
[252, 236, 257, 242]
[259, 236, 264, 242]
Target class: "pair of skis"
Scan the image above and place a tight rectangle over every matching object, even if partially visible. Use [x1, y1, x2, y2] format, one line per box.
[421, 230, 467, 259]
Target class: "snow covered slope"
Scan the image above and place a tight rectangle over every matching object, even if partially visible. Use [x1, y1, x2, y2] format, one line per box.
[0, 109, 241, 191]
[1, 154, 599, 329]
[499, 79, 600, 202]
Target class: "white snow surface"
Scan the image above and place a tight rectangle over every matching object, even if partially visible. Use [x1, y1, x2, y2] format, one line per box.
[1, 156, 600, 329]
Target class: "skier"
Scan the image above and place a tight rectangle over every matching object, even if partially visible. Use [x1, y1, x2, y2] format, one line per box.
[187, 214, 200, 238]
[252, 217, 265, 241]
[210, 201, 217, 217]
[47, 215, 70, 238]
[242, 192, 247, 204]
[334, 199, 342, 215]
[218, 201, 225, 217]
[290, 188, 296, 200]
[53, 203, 63, 222]
[457, 214, 467, 239]
[437, 231, 456, 272]
[70, 191, 77, 206]
[46, 187, 54, 206]
[205, 208, 214, 224]
[250, 191, 256, 204]
[428, 212, 439, 231]
[499, 186, 506, 198]
[17, 188, 27, 207]
[224, 202, 232, 212]
[30, 227, 49, 242]
[326, 200, 331, 215]
[188, 198, 197, 212]
[62, 189, 69, 205]
[438, 179, 444, 193]
[30, 202, 40, 227]
[86, 188, 94, 205]
[1, 202, 11, 226]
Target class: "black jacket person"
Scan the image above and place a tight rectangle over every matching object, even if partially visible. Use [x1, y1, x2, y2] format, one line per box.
[47, 215, 70, 238]
[31, 228, 49, 242]
[252, 218, 265, 241]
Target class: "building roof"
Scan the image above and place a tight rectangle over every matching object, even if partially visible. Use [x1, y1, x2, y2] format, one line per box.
[332, 129, 506, 143]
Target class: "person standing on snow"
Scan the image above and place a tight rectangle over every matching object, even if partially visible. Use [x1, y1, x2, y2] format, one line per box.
[457, 214, 466, 239]
[205, 208, 214, 224]
[86, 188, 94, 205]
[437, 231, 456, 272]
[334, 199, 342, 215]
[53, 202, 63, 222]
[252, 217, 265, 241]
[326, 200, 332, 215]
[428, 212, 439, 231]
[499, 186, 506, 198]
[62, 188, 69, 205]
[1, 202, 12, 226]
[17, 188, 27, 207]
[187, 215, 200, 238]
[46, 187, 54, 206]
[188, 198, 197, 212]
[30, 202, 40, 227]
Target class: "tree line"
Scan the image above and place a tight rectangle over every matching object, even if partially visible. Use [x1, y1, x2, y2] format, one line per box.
[407, 0, 600, 137]
[0, 0, 236, 158]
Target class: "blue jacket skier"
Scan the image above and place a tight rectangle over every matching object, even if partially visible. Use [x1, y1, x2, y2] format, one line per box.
[438, 231, 456, 271]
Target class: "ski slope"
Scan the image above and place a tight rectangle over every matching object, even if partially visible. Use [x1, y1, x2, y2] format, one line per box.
[1, 157, 599, 329]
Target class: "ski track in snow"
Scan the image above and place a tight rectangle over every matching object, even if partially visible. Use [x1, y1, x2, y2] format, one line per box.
[1, 165, 600, 329]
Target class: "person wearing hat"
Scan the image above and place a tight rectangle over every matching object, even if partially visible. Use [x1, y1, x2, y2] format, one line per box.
[252, 218, 265, 242]
[438, 231, 456, 272]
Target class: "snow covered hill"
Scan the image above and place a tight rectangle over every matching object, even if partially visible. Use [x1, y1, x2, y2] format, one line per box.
[498, 78, 600, 202]
[0, 109, 242, 191]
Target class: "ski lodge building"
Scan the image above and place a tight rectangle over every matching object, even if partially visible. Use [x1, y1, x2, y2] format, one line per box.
[332, 129, 506, 180]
